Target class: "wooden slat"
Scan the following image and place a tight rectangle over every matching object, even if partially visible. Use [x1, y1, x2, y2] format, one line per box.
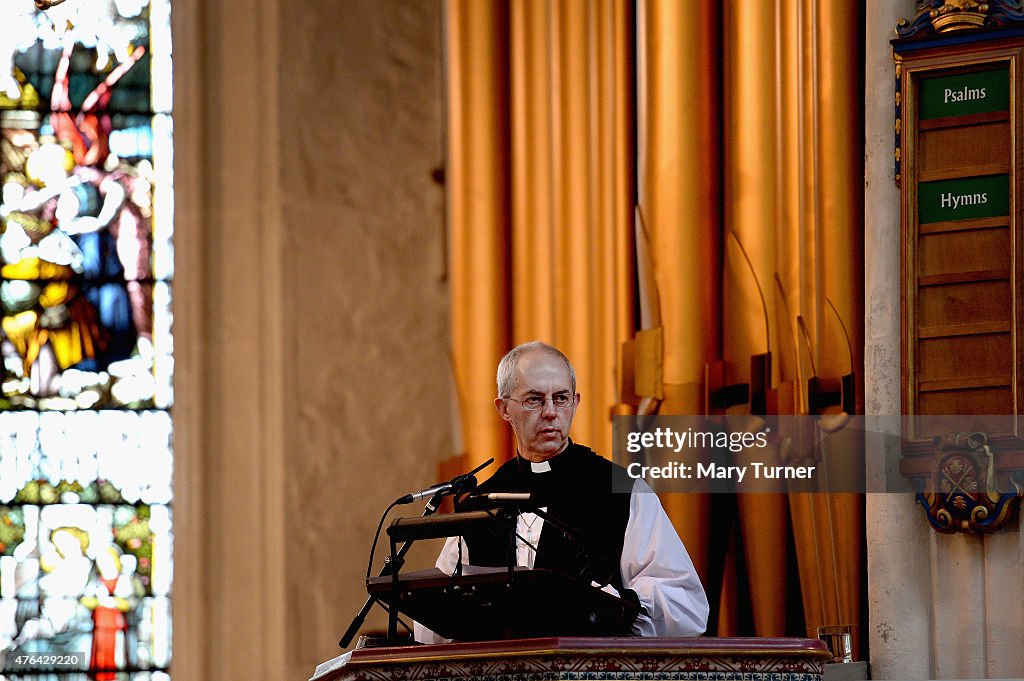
[918, 110, 1009, 130]
[918, 375, 1012, 392]
[918, 333, 1012, 381]
[918, 321, 1011, 338]
[918, 268, 1009, 286]
[918, 386, 1014, 415]
[919, 216, 1009, 235]
[918, 163, 1010, 183]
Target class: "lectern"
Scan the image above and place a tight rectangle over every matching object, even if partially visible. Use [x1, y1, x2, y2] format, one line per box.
[368, 566, 639, 641]
[372, 508, 640, 640]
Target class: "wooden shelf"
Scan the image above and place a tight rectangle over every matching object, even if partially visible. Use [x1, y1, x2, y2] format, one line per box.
[918, 268, 1009, 286]
[919, 163, 1010, 183]
[918, 110, 1010, 130]
[919, 216, 1009, 235]
[918, 321, 1011, 339]
[918, 375, 1011, 392]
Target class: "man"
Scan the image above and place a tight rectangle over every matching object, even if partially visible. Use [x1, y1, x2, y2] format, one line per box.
[415, 341, 708, 642]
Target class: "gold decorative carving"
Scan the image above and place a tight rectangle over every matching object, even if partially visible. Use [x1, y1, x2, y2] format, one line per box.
[893, 57, 902, 187]
[896, 1, 1024, 39]
[933, 1, 989, 32]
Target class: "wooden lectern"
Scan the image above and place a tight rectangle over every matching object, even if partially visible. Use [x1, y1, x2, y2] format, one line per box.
[311, 636, 832, 681]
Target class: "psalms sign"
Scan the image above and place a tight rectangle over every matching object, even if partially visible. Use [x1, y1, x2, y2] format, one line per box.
[919, 67, 1009, 119]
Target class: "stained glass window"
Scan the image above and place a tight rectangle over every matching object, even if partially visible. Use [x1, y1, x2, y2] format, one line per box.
[0, 0, 172, 678]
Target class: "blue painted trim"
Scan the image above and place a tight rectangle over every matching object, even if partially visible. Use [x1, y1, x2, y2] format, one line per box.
[893, 26, 1024, 55]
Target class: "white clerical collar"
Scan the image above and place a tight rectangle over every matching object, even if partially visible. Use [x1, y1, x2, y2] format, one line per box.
[530, 460, 552, 473]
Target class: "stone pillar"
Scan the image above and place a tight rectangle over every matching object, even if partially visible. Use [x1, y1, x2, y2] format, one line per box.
[172, 1, 451, 679]
[863, 1, 932, 678]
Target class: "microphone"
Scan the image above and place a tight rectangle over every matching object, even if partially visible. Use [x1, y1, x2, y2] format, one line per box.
[486, 492, 532, 502]
[398, 480, 465, 504]
[396, 458, 494, 505]
[456, 490, 542, 514]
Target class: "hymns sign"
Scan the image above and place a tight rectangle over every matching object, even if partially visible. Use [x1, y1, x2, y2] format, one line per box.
[918, 173, 1009, 224]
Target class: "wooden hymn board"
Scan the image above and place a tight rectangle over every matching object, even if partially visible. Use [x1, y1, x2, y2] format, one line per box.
[895, 35, 1023, 443]
[892, 5, 1024, 532]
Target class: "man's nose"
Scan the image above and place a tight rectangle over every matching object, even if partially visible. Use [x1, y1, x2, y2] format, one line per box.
[540, 398, 558, 416]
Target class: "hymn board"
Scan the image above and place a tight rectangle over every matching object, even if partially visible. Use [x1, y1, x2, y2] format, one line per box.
[894, 8, 1024, 532]
[895, 32, 1022, 434]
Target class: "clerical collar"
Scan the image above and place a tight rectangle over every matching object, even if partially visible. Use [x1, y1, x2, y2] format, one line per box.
[530, 460, 552, 473]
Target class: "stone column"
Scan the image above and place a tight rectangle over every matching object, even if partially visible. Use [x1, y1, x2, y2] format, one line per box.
[864, 1, 933, 678]
[173, 1, 451, 679]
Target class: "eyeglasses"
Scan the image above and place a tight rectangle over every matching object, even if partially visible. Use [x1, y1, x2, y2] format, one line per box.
[507, 393, 576, 411]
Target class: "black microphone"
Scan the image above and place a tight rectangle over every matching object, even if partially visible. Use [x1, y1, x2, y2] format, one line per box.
[396, 458, 494, 505]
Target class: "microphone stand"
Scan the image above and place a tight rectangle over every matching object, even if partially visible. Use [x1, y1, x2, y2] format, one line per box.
[338, 456, 493, 648]
[338, 490, 446, 649]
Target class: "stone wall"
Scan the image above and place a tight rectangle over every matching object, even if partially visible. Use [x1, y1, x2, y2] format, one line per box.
[278, 0, 452, 667]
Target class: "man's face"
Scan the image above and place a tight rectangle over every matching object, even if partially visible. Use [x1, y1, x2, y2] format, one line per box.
[495, 350, 579, 462]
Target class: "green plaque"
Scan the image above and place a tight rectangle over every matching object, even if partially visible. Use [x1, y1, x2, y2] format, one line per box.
[918, 174, 1008, 224]
[920, 67, 1009, 120]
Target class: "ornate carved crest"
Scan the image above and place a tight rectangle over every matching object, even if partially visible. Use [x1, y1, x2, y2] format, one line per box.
[897, 1, 1024, 40]
[915, 432, 1023, 533]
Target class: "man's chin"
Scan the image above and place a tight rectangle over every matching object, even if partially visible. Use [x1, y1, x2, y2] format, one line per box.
[532, 438, 566, 455]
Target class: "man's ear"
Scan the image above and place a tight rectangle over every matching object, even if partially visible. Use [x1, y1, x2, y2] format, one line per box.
[494, 397, 511, 421]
